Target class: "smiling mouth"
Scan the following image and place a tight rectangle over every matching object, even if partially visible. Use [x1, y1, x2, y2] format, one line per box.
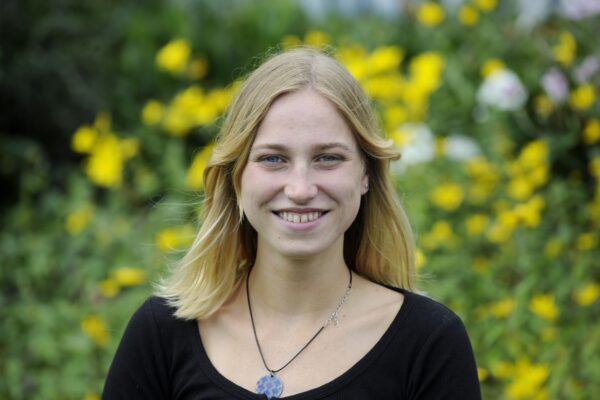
[275, 211, 326, 223]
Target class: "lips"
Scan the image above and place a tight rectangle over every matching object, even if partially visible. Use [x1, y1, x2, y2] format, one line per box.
[274, 209, 328, 223]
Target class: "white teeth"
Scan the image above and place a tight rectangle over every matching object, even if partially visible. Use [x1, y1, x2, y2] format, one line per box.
[278, 211, 323, 223]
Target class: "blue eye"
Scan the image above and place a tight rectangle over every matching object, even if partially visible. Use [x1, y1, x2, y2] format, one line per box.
[260, 155, 284, 164]
[317, 154, 342, 163]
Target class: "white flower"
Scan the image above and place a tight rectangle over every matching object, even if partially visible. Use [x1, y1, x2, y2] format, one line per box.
[444, 134, 482, 161]
[561, 0, 600, 20]
[541, 67, 568, 104]
[391, 123, 436, 174]
[477, 69, 528, 111]
[574, 56, 600, 84]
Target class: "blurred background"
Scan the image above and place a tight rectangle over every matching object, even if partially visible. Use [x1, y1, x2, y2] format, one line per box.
[1, 0, 599, 398]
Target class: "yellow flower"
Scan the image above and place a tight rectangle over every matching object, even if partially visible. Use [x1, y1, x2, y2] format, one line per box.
[573, 283, 600, 307]
[364, 75, 404, 102]
[187, 57, 208, 80]
[185, 143, 214, 190]
[478, 367, 489, 382]
[384, 106, 408, 131]
[492, 361, 513, 379]
[337, 44, 368, 80]
[458, 5, 479, 26]
[365, 46, 404, 76]
[507, 177, 534, 201]
[111, 267, 146, 287]
[489, 298, 516, 318]
[514, 196, 545, 228]
[161, 85, 223, 136]
[431, 221, 454, 240]
[481, 58, 505, 78]
[486, 223, 512, 244]
[474, 0, 497, 12]
[552, 32, 576, 67]
[415, 248, 426, 270]
[416, 2, 445, 27]
[155, 39, 191, 74]
[409, 52, 445, 94]
[529, 164, 549, 188]
[120, 138, 139, 159]
[430, 183, 464, 211]
[576, 232, 597, 251]
[142, 100, 164, 126]
[544, 238, 562, 257]
[66, 205, 94, 235]
[155, 228, 178, 252]
[466, 156, 500, 184]
[518, 140, 548, 170]
[534, 95, 554, 116]
[84, 393, 100, 400]
[303, 30, 330, 49]
[422, 221, 456, 249]
[465, 214, 489, 236]
[497, 209, 519, 230]
[155, 225, 195, 252]
[569, 83, 596, 111]
[72, 126, 97, 154]
[81, 315, 108, 346]
[84, 134, 125, 188]
[583, 119, 600, 145]
[99, 278, 120, 298]
[529, 294, 559, 322]
[281, 34, 302, 49]
[505, 358, 549, 399]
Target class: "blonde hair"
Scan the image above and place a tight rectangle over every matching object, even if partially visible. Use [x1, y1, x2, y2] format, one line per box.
[155, 47, 415, 320]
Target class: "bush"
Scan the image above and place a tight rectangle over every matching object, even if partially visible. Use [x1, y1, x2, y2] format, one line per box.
[1, 0, 599, 398]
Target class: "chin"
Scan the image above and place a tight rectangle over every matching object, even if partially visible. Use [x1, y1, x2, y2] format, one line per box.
[269, 239, 337, 260]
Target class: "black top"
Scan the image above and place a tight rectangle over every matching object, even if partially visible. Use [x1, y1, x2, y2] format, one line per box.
[102, 289, 481, 399]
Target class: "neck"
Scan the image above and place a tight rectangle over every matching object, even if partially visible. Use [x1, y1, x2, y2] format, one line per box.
[247, 248, 351, 323]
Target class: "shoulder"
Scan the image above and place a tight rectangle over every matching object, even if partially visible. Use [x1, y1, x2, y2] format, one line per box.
[125, 296, 191, 339]
[386, 288, 471, 351]
[391, 290, 481, 398]
[401, 290, 462, 327]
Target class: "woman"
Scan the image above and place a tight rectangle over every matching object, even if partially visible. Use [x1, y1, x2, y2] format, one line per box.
[103, 48, 481, 399]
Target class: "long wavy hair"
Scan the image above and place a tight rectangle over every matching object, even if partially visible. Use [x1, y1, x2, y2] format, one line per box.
[155, 47, 415, 320]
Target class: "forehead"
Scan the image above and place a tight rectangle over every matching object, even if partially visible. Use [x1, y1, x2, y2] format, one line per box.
[251, 89, 359, 150]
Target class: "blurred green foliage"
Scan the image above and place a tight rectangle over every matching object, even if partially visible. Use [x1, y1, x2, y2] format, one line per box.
[1, 0, 599, 399]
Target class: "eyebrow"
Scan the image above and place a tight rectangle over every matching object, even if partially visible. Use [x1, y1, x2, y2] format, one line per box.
[250, 142, 354, 153]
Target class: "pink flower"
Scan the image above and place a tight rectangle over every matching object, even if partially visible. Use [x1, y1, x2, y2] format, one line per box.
[574, 56, 600, 84]
[541, 68, 568, 103]
[561, 0, 600, 20]
[477, 70, 528, 111]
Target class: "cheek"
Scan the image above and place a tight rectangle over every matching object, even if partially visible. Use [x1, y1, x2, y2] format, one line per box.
[240, 167, 279, 208]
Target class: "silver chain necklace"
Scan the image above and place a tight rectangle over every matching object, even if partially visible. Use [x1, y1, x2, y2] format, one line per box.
[246, 268, 353, 399]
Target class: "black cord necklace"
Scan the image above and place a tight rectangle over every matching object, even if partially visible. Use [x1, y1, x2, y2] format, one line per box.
[246, 268, 353, 399]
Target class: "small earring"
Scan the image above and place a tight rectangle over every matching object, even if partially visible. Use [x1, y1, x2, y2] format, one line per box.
[364, 182, 369, 191]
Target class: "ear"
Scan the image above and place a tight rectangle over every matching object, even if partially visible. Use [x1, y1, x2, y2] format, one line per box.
[361, 174, 369, 195]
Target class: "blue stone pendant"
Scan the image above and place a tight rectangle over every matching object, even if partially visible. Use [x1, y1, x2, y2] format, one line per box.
[256, 373, 283, 399]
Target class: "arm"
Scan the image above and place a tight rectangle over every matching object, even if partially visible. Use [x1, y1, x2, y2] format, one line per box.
[102, 298, 171, 400]
[407, 316, 481, 399]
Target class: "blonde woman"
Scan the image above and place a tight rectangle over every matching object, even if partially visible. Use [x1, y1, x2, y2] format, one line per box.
[103, 48, 480, 399]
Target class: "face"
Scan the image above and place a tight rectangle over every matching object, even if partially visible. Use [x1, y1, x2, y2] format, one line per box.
[240, 88, 368, 260]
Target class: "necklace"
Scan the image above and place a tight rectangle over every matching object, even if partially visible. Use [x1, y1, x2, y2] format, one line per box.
[246, 268, 353, 399]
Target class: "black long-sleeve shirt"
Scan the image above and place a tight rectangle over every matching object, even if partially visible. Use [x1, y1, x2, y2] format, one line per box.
[103, 288, 481, 399]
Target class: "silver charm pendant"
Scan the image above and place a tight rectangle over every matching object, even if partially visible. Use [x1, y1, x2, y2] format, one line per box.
[256, 373, 283, 399]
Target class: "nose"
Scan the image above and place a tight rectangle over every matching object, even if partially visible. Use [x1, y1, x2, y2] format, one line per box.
[284, 166, 318, 203]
